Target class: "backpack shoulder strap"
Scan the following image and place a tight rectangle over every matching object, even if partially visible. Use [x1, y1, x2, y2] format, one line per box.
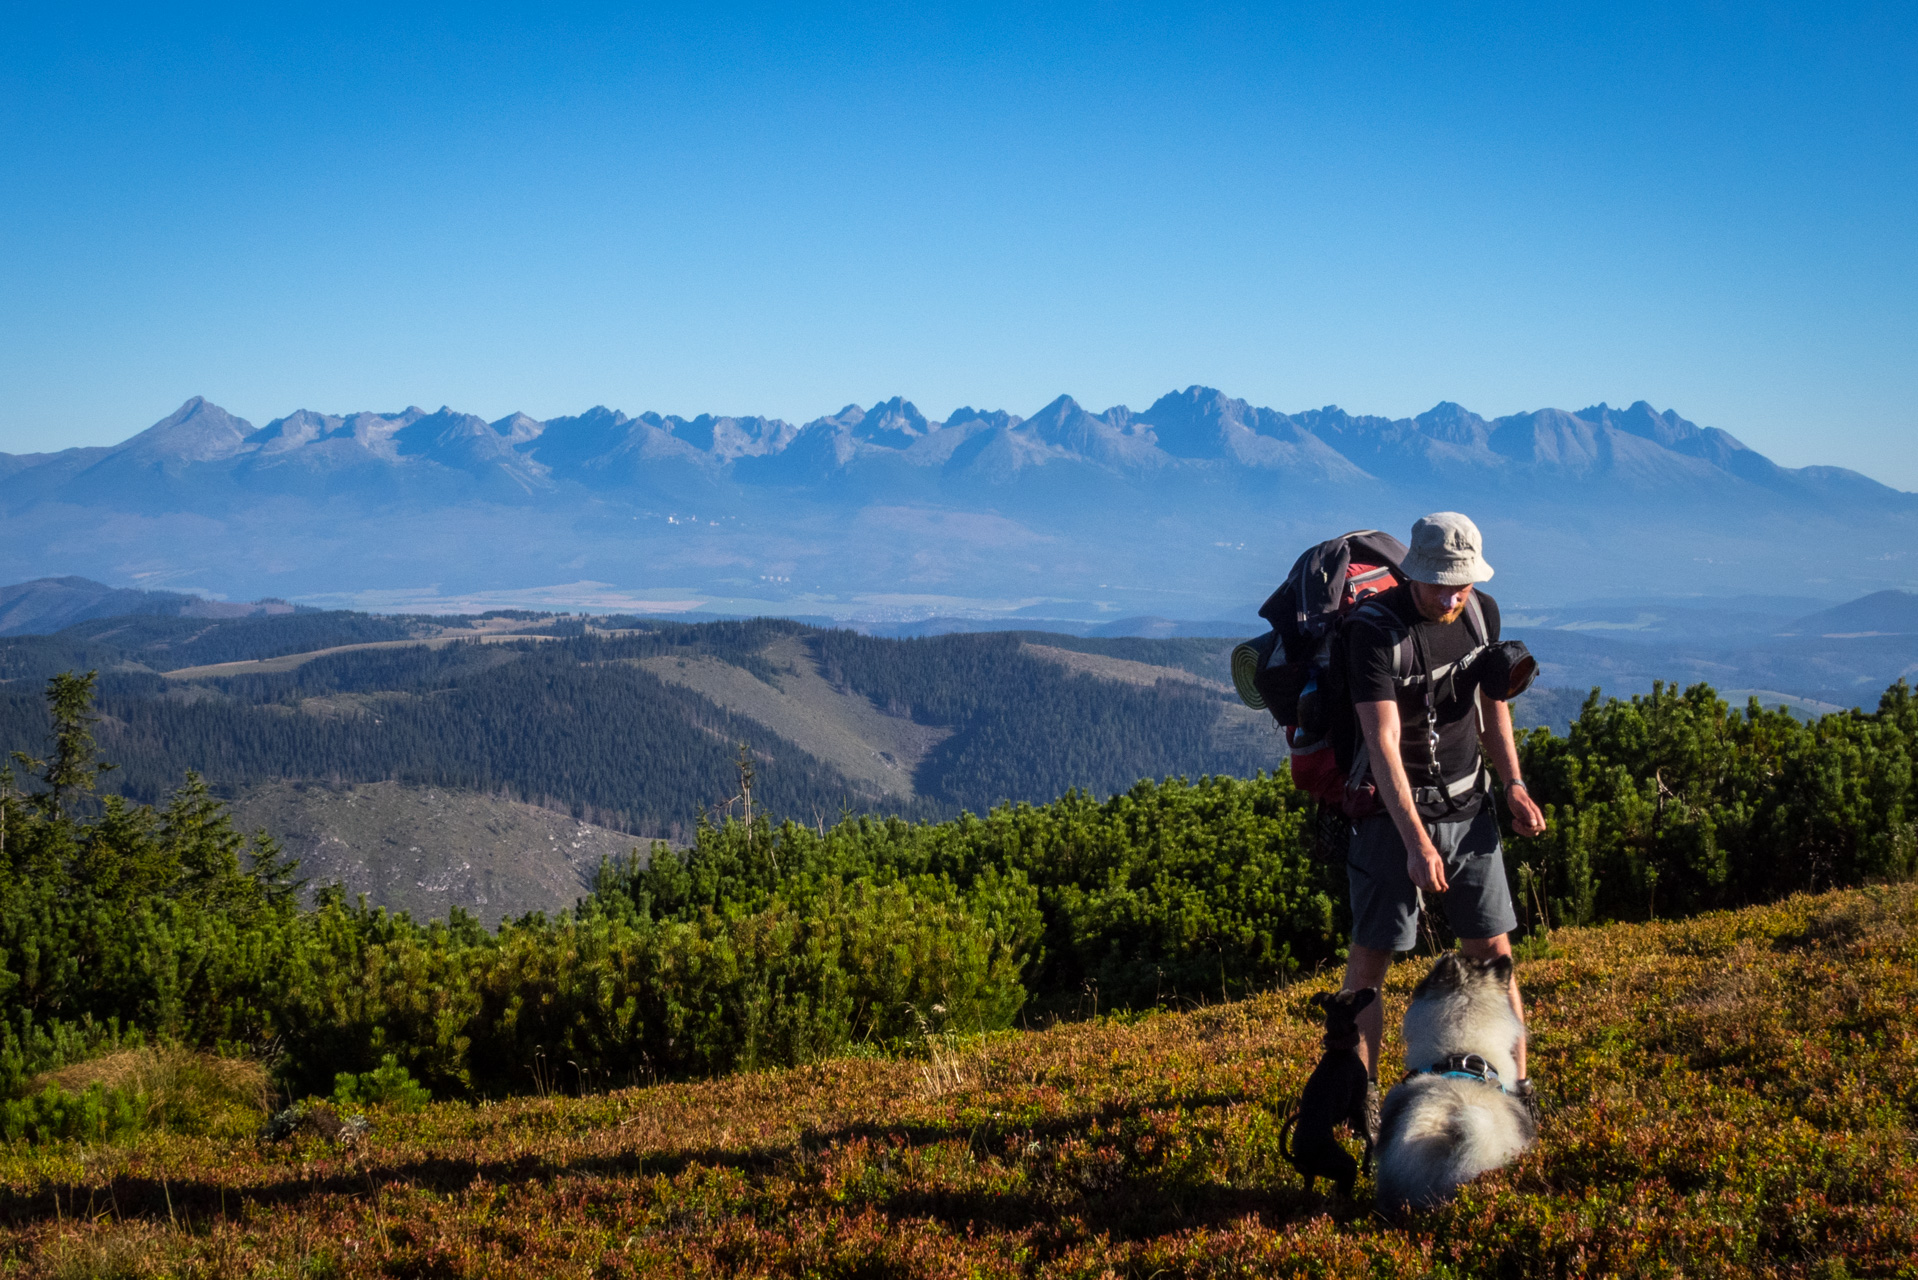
[1464, 594, 1487, 646]
[1347, 597, 1413, 684]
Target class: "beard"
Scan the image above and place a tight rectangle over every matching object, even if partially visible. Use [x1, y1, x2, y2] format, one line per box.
[1413, 587, 1472, 624]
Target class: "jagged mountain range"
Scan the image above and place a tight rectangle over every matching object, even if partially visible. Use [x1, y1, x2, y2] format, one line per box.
[4, 389, 1907, 503]
[3, 389, 1914, 614]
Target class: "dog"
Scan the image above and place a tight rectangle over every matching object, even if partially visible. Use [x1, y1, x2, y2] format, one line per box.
[1280, 987, 1377, 1196]
[1374, 951, 1536, 1212]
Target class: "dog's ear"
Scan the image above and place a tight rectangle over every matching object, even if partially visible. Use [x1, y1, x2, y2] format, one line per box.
[1412, 951, 1462, 997]
[1309, 992, 1331, 1011]
[1482, 954, 1514, 984]
[1349, 987, 1377, 1012]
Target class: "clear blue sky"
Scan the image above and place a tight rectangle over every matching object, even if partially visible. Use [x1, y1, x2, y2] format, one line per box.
[4, 3, 1915, 486]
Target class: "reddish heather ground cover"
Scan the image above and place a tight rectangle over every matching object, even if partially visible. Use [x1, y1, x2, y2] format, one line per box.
[2, 885, 1914, 1278]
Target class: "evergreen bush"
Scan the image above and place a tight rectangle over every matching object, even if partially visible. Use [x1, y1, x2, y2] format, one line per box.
[0, 668, 1912, 1136]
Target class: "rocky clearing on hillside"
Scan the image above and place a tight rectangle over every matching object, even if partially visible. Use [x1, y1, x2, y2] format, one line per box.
[227, 780, 648, 925]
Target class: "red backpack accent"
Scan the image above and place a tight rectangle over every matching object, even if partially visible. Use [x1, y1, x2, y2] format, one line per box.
[1284, 732, 1345, 806]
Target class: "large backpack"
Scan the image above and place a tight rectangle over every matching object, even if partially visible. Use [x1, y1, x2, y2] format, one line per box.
[1233, 530, 1490, 816]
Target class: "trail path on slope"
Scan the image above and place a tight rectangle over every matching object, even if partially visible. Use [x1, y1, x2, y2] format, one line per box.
[157, 620, 644, 681]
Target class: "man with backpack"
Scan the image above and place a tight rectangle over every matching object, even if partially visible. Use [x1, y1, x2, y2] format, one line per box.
[1340, 512, 1546, 1121]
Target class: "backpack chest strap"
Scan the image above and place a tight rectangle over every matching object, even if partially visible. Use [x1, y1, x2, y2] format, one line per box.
[1355, 595, 1489, 700]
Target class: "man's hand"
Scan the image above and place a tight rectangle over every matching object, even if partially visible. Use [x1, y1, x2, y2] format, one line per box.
[1479, 692, 1548, 838]
[1356, 698, 1449, 894]
[1407, 834, 1449, 894]
[1505, 782, 1547, 837]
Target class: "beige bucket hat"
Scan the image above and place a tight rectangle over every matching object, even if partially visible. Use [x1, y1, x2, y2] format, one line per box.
[1400, 512, 1494, 585]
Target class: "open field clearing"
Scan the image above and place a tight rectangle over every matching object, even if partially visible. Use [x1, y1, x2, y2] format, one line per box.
[157, 630, 562, 682]
[637, 635, 954, 802]
[639, 633, 1273, 807]
[1018, 642, 1227, 692]
[2, 885, 1913, 1278]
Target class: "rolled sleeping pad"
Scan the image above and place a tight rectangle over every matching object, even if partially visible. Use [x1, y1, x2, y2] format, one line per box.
[1232, 631, 1280, 709]
[1472, 640, 1539, 701]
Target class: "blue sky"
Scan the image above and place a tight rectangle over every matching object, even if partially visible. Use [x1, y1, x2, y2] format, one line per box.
[4, 3, 1915, 486]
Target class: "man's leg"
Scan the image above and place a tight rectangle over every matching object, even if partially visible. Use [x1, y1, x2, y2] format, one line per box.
[1345, 811, 1421, 1081]
[1437, 806, 1527, 1080]
[1343, 943, 1394, 1079]
[1458, 932, 1526, 1080]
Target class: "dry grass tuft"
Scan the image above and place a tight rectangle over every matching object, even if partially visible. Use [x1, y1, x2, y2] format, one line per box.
[1801, 881, 1918, 946]
[42, 1225, 165, 1280]
[35, 1047, 269, 1138]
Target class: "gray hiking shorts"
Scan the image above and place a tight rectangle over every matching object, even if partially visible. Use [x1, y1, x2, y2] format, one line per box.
[1347, 803, 1518, 952]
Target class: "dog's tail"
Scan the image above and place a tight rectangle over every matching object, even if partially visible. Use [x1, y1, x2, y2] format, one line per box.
[1278, 1101, 1301, 1161]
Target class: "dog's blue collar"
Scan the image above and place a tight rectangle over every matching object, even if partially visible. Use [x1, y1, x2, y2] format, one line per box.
[1407, 1052, 1508, 1093]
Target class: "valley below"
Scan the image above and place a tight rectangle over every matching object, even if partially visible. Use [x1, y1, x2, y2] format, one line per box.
[4, 576, 1914, 923]
[1, 598, 1288, 921]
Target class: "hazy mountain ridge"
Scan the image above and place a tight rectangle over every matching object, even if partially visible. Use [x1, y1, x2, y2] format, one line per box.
[8, 389, 1905, 504]
[0, 575, 298, 636]
[4, 390, 1914, 614]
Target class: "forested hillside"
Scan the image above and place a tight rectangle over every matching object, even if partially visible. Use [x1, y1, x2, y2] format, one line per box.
[0, 614, 1281, 838]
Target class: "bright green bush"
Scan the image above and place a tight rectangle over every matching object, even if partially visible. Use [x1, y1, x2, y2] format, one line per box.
[333, 1053, 433, 1112]
[1510, 679, 1917, 929]
[465, 875, 1031, 1091]
[4, 667, 1915, 1120]
[0, 1081, 143, 1144]
[595, 771, 1335, 1011]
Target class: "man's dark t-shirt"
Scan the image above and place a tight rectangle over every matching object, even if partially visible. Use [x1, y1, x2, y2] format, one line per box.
[1343, 584, 1502, 821]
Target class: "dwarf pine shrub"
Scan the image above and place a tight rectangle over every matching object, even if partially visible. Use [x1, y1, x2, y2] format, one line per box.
[1509, 679, 1918, 928]
[0, 1081, 143, 1144]
[2, 669, 1914, 1120]
[333, 1053, 432, 1111]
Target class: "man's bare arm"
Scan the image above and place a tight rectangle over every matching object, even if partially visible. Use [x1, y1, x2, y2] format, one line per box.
[1354, 699, 1449, 894]
[1476, 688, 1546, 837]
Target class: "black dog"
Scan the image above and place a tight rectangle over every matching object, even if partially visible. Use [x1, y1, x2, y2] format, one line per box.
[1280, 987, 1378, 1196]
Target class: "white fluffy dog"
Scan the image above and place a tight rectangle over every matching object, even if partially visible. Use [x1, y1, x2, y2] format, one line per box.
[1374, 951, 1536, 1211]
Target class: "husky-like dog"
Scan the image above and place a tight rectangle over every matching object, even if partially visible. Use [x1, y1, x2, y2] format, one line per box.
[1374, 952, 1536, 1211]
[1280, 987, 1377, 1195]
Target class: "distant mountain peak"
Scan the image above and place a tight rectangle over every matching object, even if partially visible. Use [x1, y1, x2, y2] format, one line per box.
[944, 406, 1021, 431]
[851, 397, 931, 448]
[115, 397, 256, 465]
[492, 412, 546, 445]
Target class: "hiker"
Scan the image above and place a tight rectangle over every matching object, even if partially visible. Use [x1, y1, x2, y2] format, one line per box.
[1339, 512, 1547, 1122]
